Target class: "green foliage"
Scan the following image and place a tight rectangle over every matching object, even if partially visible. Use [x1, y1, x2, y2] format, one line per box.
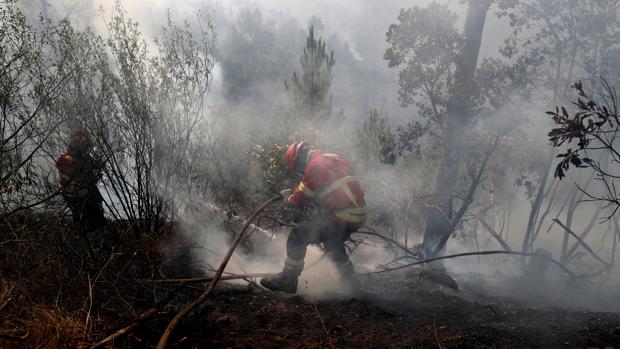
[384, 2, 464, 123]
[497, 0, 620, 100]
[476, 57, 536, 110]
[247, 143, 291, 196]
[356, 109, 427, 167]
[355, 110, 397, 166]
[285, 26, 335, 118]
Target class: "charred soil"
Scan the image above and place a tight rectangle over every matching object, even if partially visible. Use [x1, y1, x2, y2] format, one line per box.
[125, 274, 620, 348]
[1, 214, 619, 348]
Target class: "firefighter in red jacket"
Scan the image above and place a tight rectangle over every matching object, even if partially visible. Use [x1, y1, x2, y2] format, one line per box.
[56, 129, 106, 233]
[261, 141, 366, 293]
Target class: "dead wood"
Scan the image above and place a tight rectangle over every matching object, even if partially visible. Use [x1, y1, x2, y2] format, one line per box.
[145, 273, 272, 284]
[479, 218, 513, 252]
[429, 135, 500, 257]
[368, 250, 577, 278]
[89, 285, 182, 349]
[90, 306, 160, 349]
[552, 219, 612, 268]
[355, 227, 422, 259]
[156, 194, 281, 349]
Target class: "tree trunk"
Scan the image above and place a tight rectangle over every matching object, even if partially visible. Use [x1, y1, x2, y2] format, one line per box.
[421, 0, 492, 266]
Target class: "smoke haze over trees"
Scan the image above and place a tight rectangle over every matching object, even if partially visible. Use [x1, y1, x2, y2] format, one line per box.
[2, 0, 620, 346]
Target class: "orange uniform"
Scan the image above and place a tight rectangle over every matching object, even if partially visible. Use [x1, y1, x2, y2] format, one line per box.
[56, 150, 105, 232]
[287, 150, 366, 229]
[56, 152, 101, 197]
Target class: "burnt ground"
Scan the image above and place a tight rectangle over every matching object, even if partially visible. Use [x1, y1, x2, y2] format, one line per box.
[121, 272, 620, 348]
[2, 214, 619, 348]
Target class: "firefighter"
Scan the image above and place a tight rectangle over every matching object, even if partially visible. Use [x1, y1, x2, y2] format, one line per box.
[56, 129, 106, 233]
[261, 141, 366, 294]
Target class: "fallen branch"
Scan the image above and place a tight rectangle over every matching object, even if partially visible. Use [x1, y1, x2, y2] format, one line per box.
[0, 240, 33, 247]
[366, 250, 577, 278]
[479, 218, 513, 252]
[89, 287, 182, 349]
[156, 194, 282, 349]
[145, 273, 271, 284]
[552, 219, 612, 268]
[429, 135, 500, 257]
[146, 250, 330, 285]
[356, 227, 422, 259]
[90, 306, 160, 349]
[433, 315, 443, 349]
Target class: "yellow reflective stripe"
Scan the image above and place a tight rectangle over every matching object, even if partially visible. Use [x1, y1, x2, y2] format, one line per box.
[298, 182, 314, 197]
[318, 176, 359, 207]
[334, 207, 367, 223]
[341, 180, 360, 207]
[285, 257, 305, 269]
[322, 153, 340, 158]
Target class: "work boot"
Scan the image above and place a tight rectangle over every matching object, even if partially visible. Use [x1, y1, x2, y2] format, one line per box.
[260, 258, 303, 294]
[337, 260, 362, 293]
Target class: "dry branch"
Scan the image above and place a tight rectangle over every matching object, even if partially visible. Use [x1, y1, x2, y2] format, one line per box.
[552, 219, 612, 268]
[89, 285, 183, 349]
[479, 218, 513, 252]
[156, 195, 281, 349]
[90, 305, 160, 349]
[355, 227, 422, 259]
[429, 135, 500, 257]
[368, 250, 577, 278]
[145, 273, 272, 284]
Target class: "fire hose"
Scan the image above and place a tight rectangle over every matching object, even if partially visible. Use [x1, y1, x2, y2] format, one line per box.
[155, 194, 282, 349]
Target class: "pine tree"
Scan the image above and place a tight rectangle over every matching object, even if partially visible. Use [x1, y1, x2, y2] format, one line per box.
[285, 26, 335, 118]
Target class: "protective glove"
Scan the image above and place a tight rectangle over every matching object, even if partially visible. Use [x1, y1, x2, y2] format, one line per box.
[279, 188, 292, 202]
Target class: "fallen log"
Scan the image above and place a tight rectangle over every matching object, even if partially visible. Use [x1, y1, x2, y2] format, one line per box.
[156, 194, 282, 349]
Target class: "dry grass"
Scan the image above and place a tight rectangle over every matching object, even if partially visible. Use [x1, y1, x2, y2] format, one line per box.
[0, 279, 87, 348]
[0, 211, 189, 348]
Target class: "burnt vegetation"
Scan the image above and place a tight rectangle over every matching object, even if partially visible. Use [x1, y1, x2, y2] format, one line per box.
[2, 0, 620, 347]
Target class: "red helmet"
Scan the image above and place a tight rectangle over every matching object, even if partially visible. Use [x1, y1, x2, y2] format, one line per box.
[68, 128, 92, 153]
[285, 141, 309, 172]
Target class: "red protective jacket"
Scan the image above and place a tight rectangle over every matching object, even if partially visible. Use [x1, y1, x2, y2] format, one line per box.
[56, 152, 100, 198]
[288, 150, 366, 229]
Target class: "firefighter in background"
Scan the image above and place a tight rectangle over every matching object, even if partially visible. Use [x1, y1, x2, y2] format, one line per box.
[56, 129, 106, 233]
[261, 141, 366, 294]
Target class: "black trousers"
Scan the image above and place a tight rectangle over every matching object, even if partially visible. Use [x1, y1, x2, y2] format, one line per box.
[64, 185, 106, 233]
[286, 214, 355, 267]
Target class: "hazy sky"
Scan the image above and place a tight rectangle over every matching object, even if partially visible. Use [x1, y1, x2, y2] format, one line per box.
[33, 0, 512, 121]
[41, 0, 509, 66]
